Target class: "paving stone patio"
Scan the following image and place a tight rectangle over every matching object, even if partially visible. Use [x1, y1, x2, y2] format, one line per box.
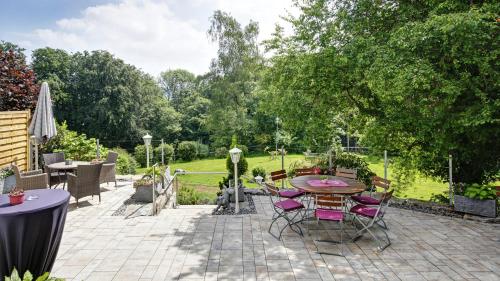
[52, 180, 500, 281]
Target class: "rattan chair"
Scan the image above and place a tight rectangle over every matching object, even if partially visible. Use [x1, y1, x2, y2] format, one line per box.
[43, 152, 66, 187]
[68, 163, 103, 206]
[12, 164, 48, 190]
[100, 151, 118, 186]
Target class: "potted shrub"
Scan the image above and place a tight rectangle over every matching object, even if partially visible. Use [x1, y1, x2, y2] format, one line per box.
[1, 166, 16, 194]
[133, 168, 162, 202]
[454, 184, 497, 218]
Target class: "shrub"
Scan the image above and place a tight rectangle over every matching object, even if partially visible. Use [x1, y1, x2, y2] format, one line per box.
[288, 159, 313, 177]
[252, 166, 266, 178]
[226, 153, 248, 178]
[43, 122, 107, 161]
[195, 142, 209, 159]
[177, 141, 197, 161]
[239, 145, 249, 156]
[134, 144, 153, 168]
[154, 143, 174, 164]
[332, 152, 375, 186]
[214, 147, 228, 158]
[463, 184, 497, 200]
[113, 148, 137, 175]
[178, 185, 201, 204]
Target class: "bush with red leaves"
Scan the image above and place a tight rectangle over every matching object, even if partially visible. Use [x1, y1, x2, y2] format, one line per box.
[0, 49, 39, 111]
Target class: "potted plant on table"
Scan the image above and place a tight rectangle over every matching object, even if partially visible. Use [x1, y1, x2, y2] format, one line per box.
[1, 166, 16, 194]
[454, 183, 497, 218]
[9, 188, 25, 205]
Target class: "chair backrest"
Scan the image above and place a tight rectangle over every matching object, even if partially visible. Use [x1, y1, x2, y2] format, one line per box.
[336, 167, 357, 179]
[294, 168, 316, 177]
[76, 164, 102, 187]
[43, 152, 65, 166]
[315, 194, 344, 209]
[372, 176, 391, 191]
[270, 169, 287, 182]
[264, 182, 279, 196]
[496, 186, 500, 197]
[106, 151, 119, 163]
[12, 164, 22, 182]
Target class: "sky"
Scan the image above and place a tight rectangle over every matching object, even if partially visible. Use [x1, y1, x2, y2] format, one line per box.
[1, 0, 295, 76]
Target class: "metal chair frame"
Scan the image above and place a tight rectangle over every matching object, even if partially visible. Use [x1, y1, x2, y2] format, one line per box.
[352, 176, 391, 229]
[265, 183, 304, 240]
[312, 193, 347, 256]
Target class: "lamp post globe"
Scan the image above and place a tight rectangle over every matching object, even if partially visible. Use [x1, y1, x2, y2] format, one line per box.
[229, 147, 242, 213]
[143, 133, 152, 168]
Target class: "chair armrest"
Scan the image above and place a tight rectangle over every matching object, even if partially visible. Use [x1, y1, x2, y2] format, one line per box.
[22, 169, 43, 176]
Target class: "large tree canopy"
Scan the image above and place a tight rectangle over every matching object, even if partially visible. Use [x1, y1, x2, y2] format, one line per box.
[262, 0, 499, 184]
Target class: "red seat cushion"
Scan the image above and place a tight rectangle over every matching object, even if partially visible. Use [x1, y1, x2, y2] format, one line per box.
[315, 208, 344, 221]
[350, 204, 382, 218]
[279, 189, 305, 199]
[274, 199, 304, 212]
[351, 195, 381, 205]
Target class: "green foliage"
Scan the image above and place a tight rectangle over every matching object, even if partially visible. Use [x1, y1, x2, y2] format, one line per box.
[43, 122, 106, 161]
[177, 141, 198, 161]
[430, 192, 449, 204]
[154, 143, 174, 165]
[251, 166, 266, 178]
[195, 143, 209, 159]
[0, 166, 14, 179]
[312, 152, 375, 186]
[113, 148, 137, 175]
[134, 144, 153, 168]
[4, 268, 63, 281]
[226, 154, 248, 178]
[214, 147, 228, 158]
[463, 184, 497, 201]
[178, 185, 202, 204]
[288, 159, 313, 178]
[238, 145, 249, 156]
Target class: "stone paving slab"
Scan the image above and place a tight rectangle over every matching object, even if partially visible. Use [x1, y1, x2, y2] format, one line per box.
[52, 183, 500, 280]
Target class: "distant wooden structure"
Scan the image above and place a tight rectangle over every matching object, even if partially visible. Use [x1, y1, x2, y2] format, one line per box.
[0, 111, 30, 171]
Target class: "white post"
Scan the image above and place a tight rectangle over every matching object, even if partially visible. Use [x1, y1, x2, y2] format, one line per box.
[281, 145, 285, 188]
[161, 139, 164, 165]
[328, 150, 332, 174]
[146, 144, 150, 168]
[384, 150, 388, 180]
[346, 124, 350, 152]
[234, 162, 239, 214]
[30, 136, 37, 170]
[96, 139, 100, 159]
[449, 154, 453, 206]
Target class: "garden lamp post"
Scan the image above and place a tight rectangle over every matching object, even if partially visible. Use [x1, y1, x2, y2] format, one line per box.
[254, 175, 263, 186]
[229, 147, 242, 214]
[275, 117, 280, 153]
[143, 133, 152, 168]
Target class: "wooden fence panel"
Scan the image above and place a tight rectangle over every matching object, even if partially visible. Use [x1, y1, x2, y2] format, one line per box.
[0, 111, 30, 171]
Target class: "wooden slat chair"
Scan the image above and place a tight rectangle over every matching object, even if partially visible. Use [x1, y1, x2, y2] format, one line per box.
[350, 190, 394, 251]
[295, 167, 317, 177]
[270, 170, 304, 199]
[351, 176, 391, 229]
[313, 193, 346, 256]
[335, 167, 357, 179]
[265, 183, 304, 240]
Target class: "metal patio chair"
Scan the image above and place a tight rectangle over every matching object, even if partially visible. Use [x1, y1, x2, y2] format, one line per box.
[312, 193, 347, 256]
[351, 176, 391, 229]
[270, 169, 305, 199]
[265, 183, 305, 240]
[350, 190, 394, 251]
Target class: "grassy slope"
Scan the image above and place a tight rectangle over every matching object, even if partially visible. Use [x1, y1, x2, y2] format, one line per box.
[139, 154, 449, 202]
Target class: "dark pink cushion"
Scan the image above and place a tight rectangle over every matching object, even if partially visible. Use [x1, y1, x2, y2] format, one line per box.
[274, 199, 304, 212]
[351, 195, 381, 205]
[279, 189, 305, 198]
[315, 208, 344, 221]
[350, 204, 382, 218]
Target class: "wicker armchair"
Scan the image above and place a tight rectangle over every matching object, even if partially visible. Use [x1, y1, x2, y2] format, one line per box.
[43, 152, 66, 187]
[13, 165, 49, 191]
[68, 163, 103, 206]
[100, 151, 118, 186]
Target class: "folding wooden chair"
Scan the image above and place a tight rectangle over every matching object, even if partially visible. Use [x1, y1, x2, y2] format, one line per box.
[270, 169, 288, 188]
[351, 176, 391, 229]
[294, 167, 317, 176]
[312, 193, 347, 256]
[335, 167, 357, 179]
[265, 183, 305, 240]
[350, 190, 394, 251]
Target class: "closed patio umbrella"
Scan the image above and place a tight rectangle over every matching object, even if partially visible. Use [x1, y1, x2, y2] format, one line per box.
[29, 82, 57, 169]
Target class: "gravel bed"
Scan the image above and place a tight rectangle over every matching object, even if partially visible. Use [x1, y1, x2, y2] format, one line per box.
[112, 198, 153, 218]
[212, 194, 257, 215]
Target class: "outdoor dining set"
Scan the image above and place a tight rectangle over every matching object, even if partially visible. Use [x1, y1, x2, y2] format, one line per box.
[262, 167, 393, 256]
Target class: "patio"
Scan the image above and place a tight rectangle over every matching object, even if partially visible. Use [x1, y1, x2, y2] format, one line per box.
[52, 180, 500, 281]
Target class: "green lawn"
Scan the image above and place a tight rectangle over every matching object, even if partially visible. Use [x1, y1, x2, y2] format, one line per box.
[137, 154, 449, 203]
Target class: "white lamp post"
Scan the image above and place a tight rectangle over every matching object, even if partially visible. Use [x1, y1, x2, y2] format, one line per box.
[143, 133, 152, 168]
[229, 147, 242, 214]
[275, 117, 280, 153]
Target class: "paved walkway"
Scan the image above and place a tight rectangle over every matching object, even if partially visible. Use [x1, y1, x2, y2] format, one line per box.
[52, 182, 500, 281]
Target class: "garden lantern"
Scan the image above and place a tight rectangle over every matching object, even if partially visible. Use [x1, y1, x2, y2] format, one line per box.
[143, 133, 152, 168]
[229, 147, 242, 214]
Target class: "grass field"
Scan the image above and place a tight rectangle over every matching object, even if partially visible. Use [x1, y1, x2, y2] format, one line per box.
[138, 154, 450, 203]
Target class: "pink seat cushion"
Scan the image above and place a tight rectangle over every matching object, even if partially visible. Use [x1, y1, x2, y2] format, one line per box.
[274, 199, 304, 212]
[351, 195, 381, 205]
[279, 189, 305, 199]
[315, 208, 344, 221]
[350, 204, 382, 218]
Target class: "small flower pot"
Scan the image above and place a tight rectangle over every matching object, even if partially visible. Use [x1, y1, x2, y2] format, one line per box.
[9, 194, 24, 205]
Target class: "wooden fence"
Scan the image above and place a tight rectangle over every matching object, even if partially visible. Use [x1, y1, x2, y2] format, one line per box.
[0, 111, 30, 171]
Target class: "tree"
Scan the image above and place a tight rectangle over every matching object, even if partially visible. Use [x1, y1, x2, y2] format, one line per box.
[0, 44, 39, 111]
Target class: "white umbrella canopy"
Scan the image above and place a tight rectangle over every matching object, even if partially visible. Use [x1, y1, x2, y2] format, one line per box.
[29, 82, 57, 143]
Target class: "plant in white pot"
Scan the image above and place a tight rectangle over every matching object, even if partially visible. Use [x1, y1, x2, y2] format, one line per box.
[1, 166, 16, 194]
[454, 184, 497, 218]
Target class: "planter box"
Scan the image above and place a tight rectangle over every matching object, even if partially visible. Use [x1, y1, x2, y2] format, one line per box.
[454, 195, 497, 218]
[0, 175, 16, 194]
[133, 185, 159, 203]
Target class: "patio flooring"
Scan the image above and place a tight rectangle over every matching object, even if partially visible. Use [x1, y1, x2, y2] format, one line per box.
[52, 180, 500, 281]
